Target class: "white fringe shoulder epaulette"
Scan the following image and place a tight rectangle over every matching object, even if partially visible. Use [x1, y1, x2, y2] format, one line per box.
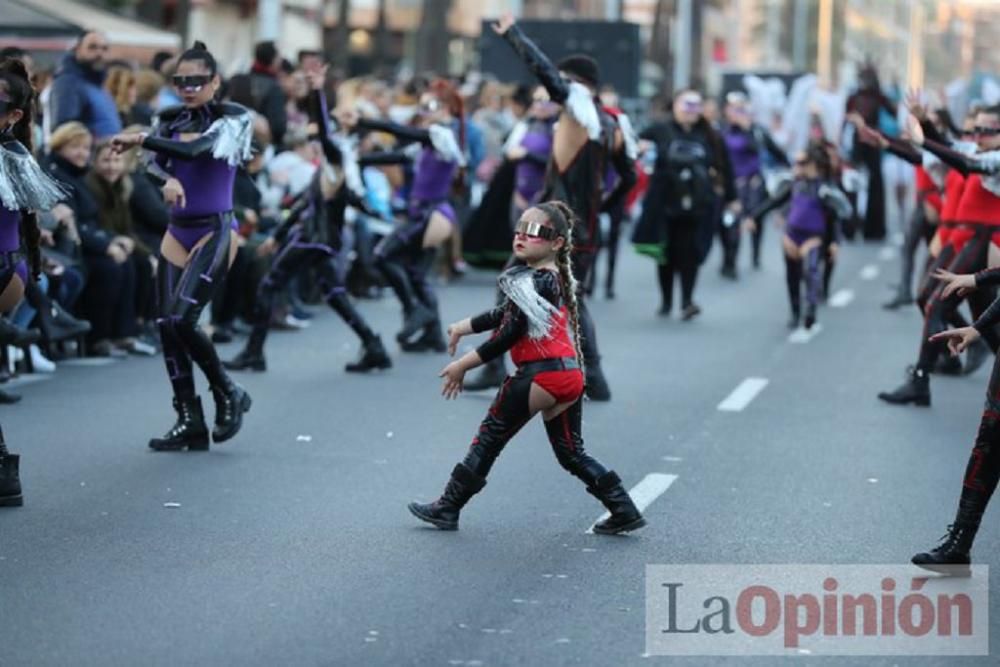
[976, 150, 1000, 196]
[206, 111, 254, 166]
[428, 124, 467, 167]
[0, 141, 67, 211]
[497, 265, 558, 340]
[616, 112, 639, 161]
[818, 183, 852, 220]
[565, 82, 601, 141]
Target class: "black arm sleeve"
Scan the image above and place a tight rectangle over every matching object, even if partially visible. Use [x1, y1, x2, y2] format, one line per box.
[974, 296, 1000, 334]
[501, 24, 569, 105]
[356, 118, 430, 146]
[922, 139, 976, 177]
[309, 90, 343, 166]
[470, 307, 505, 333]
[975, 267, 1000, 289]
[884, 136, 923, 165]
[746, 182, 793, 221]
[358, 151, 411, 167]
[141, 132, 217, 161]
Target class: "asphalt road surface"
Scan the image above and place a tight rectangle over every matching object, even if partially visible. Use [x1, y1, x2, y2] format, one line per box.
[2, 234, 998, 666]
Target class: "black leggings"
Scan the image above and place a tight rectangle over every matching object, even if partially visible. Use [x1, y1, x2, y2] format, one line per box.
[375, 216, 438, 318]
[157, 217, 233, 400]
[952, 351, 1000, 531]
[917, 227, 996, 371]
[460, 368, 608, 486]
[658, 216, 700, 310]
[251, 232, 376, 347]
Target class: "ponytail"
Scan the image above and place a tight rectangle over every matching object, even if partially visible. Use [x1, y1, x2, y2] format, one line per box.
[536, 200, 585, 375]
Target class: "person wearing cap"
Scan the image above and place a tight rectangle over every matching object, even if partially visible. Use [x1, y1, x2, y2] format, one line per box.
[474, 14, 636, 402]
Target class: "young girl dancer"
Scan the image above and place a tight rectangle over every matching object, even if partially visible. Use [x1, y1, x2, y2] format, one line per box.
[745, 142, 851, 330]
[913, 264, 1000, 574]
[339, 80, 466, 353]
[111, 42, 252, 451]
[225, 67, 391, 373]
[407, 201, 645, 534]
[0, 58, 66, 506]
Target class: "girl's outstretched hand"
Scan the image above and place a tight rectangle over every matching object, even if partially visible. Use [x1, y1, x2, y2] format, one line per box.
[933, 268, 976, 299]
[929, 326, 981, 356]
[439, 361, 466, 400]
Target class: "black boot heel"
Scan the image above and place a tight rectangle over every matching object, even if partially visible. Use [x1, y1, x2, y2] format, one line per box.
[211, 384, 252, 443]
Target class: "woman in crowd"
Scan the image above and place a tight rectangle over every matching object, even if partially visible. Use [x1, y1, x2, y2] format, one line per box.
[86, 139, 157, 353]
[46, 121, 139, 357]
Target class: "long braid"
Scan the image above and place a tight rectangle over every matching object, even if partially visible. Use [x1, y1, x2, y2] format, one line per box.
[0, 58, 42, 280]
[539, 200, 585, 376]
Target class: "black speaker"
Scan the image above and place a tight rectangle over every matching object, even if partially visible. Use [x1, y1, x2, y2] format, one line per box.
[479, 20, 641, 99]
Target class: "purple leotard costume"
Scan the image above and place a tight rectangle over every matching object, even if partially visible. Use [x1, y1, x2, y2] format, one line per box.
[785, 182, 829, 246]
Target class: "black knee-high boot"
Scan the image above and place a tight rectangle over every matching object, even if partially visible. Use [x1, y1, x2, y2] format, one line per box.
[544, 402, 645, 534]
[0, 427, 22, 507]
[784, 253, 802, 329]
[407, 463, 487, 530]
[326, 291, 392, 372]
[913, 408, 1000, 575]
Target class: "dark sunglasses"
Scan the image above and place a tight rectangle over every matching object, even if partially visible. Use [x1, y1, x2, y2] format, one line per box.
[514, 219, 559, 241]
[794, 158, 810, 166]
[172, 75, 211, 91]
[86, 44, 109, 52]
[973, 126, 1000, 136]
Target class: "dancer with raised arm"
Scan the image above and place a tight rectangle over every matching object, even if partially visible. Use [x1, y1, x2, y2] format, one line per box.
[465, 14, 635, 401]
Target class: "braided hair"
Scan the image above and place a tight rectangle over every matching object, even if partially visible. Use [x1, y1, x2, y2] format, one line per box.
[0, 57, 42, 280]
[534, 200, 584, 376]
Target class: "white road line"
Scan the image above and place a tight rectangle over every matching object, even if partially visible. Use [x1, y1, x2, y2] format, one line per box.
[859, 264, 880, 281]
[60, 357, 117, 367]
[829, 289, 855, 308]
[586, 473, 677, 533]
[878, 246, 897, 261]
[788, 323, 823, 344]
[717, 377, 769, 412]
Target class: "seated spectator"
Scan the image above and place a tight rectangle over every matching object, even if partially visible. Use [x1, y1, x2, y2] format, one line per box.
[104, 66, 143, 128]
[45, 122, 138, 357]
[86, 140, 157, 354]
[132, 69, 163, 123]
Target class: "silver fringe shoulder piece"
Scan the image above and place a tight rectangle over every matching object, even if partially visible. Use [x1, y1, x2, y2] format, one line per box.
[206, 112, 254, 167]
[818, 183, 853, 221]
[616, 112, 639, 161]
[497, 265, 559, 340]
[332, 132, 365, 198]
[0, 142, 67, 212]
[953, 140, 979, 157]
[565, 81, 601, 141]
[428, 124, 467, 167]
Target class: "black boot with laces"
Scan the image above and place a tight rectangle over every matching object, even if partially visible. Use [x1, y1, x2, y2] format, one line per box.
[149, 396, 210, 451]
